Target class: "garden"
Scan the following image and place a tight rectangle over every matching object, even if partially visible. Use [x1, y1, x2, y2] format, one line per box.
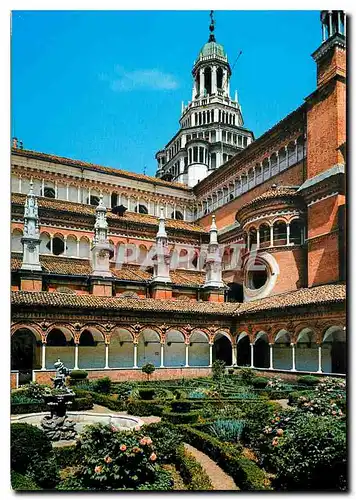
[11, 362, 347, 491]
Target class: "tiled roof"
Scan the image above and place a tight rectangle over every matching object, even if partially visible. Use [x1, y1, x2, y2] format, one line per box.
[11, 290, 237, 316]
[11, 254, 207, 287]
[11, 193, 207, 234]
[235, 284, 346, 315]
[11, 283, 345, 316]
[11, 147, 191, 191]
[297, 164, 345, 192]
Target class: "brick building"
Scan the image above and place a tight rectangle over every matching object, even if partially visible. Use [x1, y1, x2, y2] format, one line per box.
[11, 11, 346, 388]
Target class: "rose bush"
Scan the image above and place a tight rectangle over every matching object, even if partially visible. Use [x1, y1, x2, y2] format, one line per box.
[59, 423, 172, 491]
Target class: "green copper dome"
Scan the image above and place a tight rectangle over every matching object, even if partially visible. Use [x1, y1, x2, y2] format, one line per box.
[199, 41, 226, 58]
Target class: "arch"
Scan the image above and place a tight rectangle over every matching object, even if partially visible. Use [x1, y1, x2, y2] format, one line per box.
[204, 66, 212, 95]
[273, 221, 287, 246]
[79, 236, 90, 259]
[11, 328, 41, 373]
[164, 329, 185, 367]
[322, 325, 346, 374]
[40, 232, 51, 255]
[216, 67, 223, 90]
[137, 244, 148, 265]
[11, 323, 42, 342]
[109, 327, 134, 368]
[11, 228, 23, 252]
[135, 204, 148, 215]
[46, 327, 74, 369]
[259, 223, 270, 248]
[171, 210, 184, 220]
[254, 332, 269, 368]
[213, 332, 232, 366]
[87, 195, 100, 206]
[189, 330, 209, 367]
[137, 328, 161, 367]
[249, 227, 257, 250]
[273, 329, 292, 370]
[78, 327, 105, 369]
[43, 187, 55, 198]
[290, 219, 303, 244]
[236, 333, 251, 366]
[52, 234, 65, 256]
[66, 234, 77, 257]
[295, 327, 318, 372]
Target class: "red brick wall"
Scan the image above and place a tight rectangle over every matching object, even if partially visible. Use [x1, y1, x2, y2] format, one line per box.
[307, 80, 346, 180]
[34, 367, 212, 385]
[308, 232, 340, 286]
[272, 247, 306, 294]
[20, 278, 42, 291]
[11, 372, 18, 389]
[198, 163, 304, 231]
[92, 283, 113, 297]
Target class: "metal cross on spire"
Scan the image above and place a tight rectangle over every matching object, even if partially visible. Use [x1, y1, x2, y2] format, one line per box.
[209, 10, 216, 42]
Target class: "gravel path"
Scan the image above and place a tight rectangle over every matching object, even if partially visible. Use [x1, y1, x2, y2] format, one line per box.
[183, 443, 239, 491]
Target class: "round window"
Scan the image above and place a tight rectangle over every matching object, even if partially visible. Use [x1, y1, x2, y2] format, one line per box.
[247, 266, 268, 290]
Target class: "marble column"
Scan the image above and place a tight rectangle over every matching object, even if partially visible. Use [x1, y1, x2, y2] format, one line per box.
[74, 343, 79, 370]
[41, 342, 46, 370]
[250, 343, 254, 368]
[160, 343, 165, 368]
[269, 343, 273, 369]
[317, 344, 322, 373]
[185, 343, 189, 367]
[291, 343, 296, 371]
[209, 343, 213, 367]
[133, 343, 138, 368]
[105, 343, 109, 369]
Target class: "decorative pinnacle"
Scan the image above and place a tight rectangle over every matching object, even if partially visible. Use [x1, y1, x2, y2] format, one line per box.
[157, 207, 167, 239]
[29, 178, 34, 195]
[209, 10, 216, 42]
[209, 214, 218, 245]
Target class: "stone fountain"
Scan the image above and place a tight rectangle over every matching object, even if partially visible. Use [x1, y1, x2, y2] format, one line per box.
[40, 359, 77, 441]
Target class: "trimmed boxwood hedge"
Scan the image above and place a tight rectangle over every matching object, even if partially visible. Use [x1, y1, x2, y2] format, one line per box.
[53, 444, 81, 468]
[182, 426, 270, 491]
[176, 444, 213, 490]
[125, 399, 167, 416]
[162, 410, 200, 425]
[288, 390, 315, 406]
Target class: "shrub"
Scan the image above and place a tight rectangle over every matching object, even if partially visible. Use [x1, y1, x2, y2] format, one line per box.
[171, 399, 192, 413]
[112, 381, 136, 400]
[11, 423, 52, 473]
[297, 375, 320, 387]
[173, 388, 187, 400]
[53, 444, 82, 468]
[68, 370, 88, 385]
[288, 390, 315, 406]
[183, 426, 269, 490]
[227, 368, 235, 375]
[162, 410, 200, 425]
[251, 377, 269, 389]
[212, 359, 226, 381]
[11, 472, 41, 491]
[208, 419, 245, 444]
[142, 422, 183, 463]
[261, 413, 347, 490]
[176, 444, 213, 490]
[142, 363, 155, 381]
[91, 377, 112, 394]
[126, 399, 166, 417]
[27, 454, 59, 489]
[138, 388, 155, 400]
[71, 395, 94, 411]
[64, 423, 172, 491]
[239, 367, 255, 385]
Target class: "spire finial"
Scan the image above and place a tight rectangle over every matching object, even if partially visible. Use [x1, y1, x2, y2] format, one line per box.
[209, 10, 216, 42]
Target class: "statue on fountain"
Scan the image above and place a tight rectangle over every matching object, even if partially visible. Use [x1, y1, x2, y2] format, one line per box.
[52, 359, 71, 390]
[41, 359, 77, 441]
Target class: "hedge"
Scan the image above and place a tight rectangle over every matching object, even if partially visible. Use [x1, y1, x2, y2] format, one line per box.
[11, 471, 41, 491]
[125, 399, 167, 417]
[162, 410, 200, 425]
[288, 390, 315, 406]
[175, 444, 213, 490]
[73, 389, 125, 412]
[182, 426, 270, 491]
[11, 394, 93, 414]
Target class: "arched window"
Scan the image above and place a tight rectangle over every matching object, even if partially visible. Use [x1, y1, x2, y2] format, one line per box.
[249, 228, 257, 250]
[79, 330, 96, 346]
[171, 210, 183, 220]
[273, 221, 287, 246]
[43, 187, 55, 198]
[47, 235, 65, 256]
[259, 224, 270, 246]
[204, 66, 212, 95]
[135, 204, 148, 214]
[290, 219, 303, 244]
[217, 67, 223, 90]
[11, 229, 23, 252]
[87, 195, 100, 206]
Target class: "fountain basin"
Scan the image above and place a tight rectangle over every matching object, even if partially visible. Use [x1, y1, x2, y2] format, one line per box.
[11, 411, 145, 435]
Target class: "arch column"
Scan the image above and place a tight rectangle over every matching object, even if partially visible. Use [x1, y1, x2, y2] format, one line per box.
[133, 342, 138, 368]
[269, 343, 273, 369]
[291, 343, 296, 371]
[185, 341, 189, 367]
[317, 343, 322, 373]
[76, 239, 80, 257]
[270, 225, 274, 247]
[160, 342, 165, 368]
[209, 342, 213, 367]
[74, 342, 79, 370]
[200, 68, 205, 97]
[63, 236, 67, 256]
[286, 224, 290, 245]
[256, 228, 260, 249]
[232, 343, 237, 366]
[250, 343, 254, 368]
[50, 234, 53, 254]
[41, 340, 46, 370]
[105, 341, 110, 369]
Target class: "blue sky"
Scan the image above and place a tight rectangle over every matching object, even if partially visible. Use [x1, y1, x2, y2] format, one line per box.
[11, 10, 320, 176]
